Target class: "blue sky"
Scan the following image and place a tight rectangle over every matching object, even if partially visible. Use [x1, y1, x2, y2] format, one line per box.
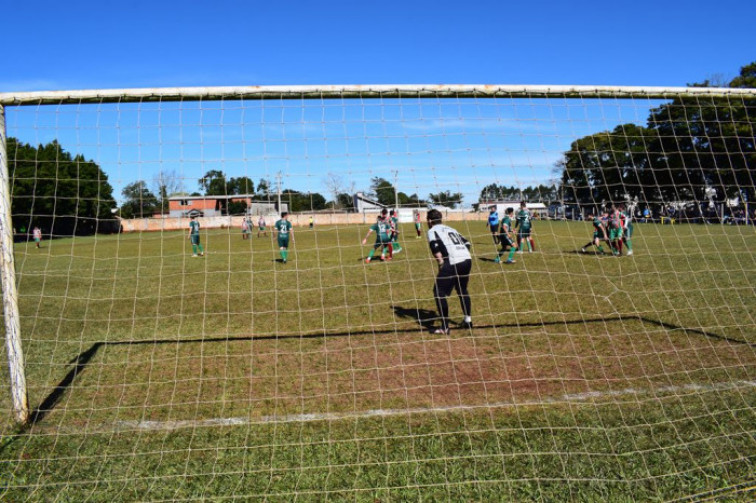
[4, 0, 755, 207]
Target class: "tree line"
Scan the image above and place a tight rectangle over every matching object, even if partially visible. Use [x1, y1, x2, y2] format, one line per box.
[7, 61, 753, 234]
[558, 62, 755, 210]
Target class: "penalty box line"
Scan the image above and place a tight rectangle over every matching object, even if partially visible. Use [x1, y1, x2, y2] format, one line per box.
[108, 380, 756, 433]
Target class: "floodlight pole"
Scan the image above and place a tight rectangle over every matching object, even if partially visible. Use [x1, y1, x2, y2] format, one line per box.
[0, 105, 29, 424]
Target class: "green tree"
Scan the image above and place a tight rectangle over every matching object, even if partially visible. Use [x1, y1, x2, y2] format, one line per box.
[282, 190, 327, 212]
[8, 138, 117, 235]
[428, 190, 463, 208]
[121, 181, 159, 219]
[199, 170, 228, 195]
[370, 177, 396, 206]
[228, 176, 254, 195]
[558, 61, 756, 206]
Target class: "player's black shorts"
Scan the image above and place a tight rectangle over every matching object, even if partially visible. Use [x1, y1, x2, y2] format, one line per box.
[498, 234, 514, 248]
[435, 259, 472, 298]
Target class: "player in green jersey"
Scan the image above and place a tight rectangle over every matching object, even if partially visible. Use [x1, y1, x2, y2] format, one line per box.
[515, 201, 536, 253]
[362, 209, 393, 263]
[606, 206, 623, 256]
[495, 207, 517, 264]
[389, 209, 402, 253]
[582, 210, 608, 254]
[274, 212, 294, 263]
[188, 215, 205, 257]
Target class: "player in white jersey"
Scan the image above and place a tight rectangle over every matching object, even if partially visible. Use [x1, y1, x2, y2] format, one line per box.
[426, 209, 473, 334]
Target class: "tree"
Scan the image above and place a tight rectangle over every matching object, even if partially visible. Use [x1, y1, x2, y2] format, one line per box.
[428, 190, 463, 208]
[199, 170, 228, 195]
[256, 178, 271, 196]
[121, 181, 159, 219]
[558, 61, 756, 207]
[227, 176, 254, 195]
[152, 169, 184, 214]
[7, 138, 117, 235]
[282, 190, 327, 212]
[370, 177, 396, 206]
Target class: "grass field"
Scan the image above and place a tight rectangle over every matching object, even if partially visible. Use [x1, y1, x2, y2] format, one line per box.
[1, 220, 755, 501]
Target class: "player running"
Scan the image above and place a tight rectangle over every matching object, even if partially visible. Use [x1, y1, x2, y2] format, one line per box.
[515, 201, 536, 253]
[274, 212, 293, 263]
[495, 207, 517, 264]
[426, 209, 473, 334]
[362, 209, 393, 263]
[188, 215, 205, 257]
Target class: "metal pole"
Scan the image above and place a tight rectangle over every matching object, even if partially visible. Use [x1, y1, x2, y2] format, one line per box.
[0, 105, 29, 424]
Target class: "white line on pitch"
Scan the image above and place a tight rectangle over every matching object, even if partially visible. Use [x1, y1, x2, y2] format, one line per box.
[108, 380, 756, 433]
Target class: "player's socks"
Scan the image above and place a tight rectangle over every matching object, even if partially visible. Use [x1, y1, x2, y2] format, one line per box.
[529, 238, 536, 252]
[387, 243, 393, 259]
[507, 247, 516, 262]
[367, 249, 376, 260]
[192, 245, 197, 255]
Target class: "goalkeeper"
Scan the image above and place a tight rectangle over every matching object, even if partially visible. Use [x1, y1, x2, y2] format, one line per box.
[426, 209, 473, 334]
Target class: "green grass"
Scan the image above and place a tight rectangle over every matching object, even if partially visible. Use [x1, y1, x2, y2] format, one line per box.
[1, 220, 755, 501]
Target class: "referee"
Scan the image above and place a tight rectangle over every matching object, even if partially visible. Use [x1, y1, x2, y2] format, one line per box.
[426, 209, 473, 334]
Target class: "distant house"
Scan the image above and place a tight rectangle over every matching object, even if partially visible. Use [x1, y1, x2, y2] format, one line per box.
[168, 195, 287, 218]
[352, 192, 386, 213]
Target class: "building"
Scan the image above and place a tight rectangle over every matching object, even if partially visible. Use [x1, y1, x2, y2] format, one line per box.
[168, 195, 286, 218]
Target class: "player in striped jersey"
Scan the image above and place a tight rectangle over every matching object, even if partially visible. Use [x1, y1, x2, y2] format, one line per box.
[426, 209, 473, 334]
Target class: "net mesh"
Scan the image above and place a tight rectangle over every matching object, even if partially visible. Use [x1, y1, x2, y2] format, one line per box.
[0, 86, 754, 501]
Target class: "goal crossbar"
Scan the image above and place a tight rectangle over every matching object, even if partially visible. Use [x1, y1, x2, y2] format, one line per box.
[1, 83, 755, 106]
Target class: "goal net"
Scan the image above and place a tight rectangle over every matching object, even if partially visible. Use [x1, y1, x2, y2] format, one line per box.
[1, 85, 754, 501]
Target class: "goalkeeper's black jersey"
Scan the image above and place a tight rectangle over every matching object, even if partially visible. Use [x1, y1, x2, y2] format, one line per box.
[427, 224, 471, 265]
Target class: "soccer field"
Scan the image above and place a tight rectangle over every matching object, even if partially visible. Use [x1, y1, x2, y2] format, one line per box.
[1, 220, 755, 501]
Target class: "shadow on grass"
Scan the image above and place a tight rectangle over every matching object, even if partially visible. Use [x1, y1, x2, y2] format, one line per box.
[21, 313, 753, 429]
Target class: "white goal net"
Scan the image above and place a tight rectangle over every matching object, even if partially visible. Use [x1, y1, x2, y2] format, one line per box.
[0, 85, 754, 501]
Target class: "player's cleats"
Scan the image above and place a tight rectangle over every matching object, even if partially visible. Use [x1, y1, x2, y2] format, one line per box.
[433, 327, 450, 335]
[504, 259, 515, 264]
[627, 250, 633, 256]
[461, 321, 473, 330]
[364, 258, 371, 263]
[581, 248, 586, 253]
[192, 254, 198, 257]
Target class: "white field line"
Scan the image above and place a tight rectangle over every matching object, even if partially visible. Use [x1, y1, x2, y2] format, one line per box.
[107, 380, 756, 433]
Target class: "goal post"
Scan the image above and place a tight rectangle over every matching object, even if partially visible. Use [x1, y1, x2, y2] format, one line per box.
[0, 104, 28, 424]
[0, 84, 754, 500]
